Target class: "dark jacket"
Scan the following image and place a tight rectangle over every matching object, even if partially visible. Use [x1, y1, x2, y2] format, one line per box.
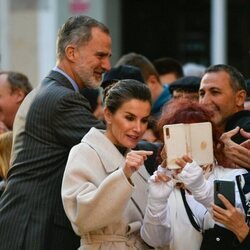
[0, 71, 105, 250]
[201, 224, 250, 250]
[238, 233, 250, 250]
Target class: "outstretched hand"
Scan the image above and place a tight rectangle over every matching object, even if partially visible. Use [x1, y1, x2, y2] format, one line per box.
[123, 150, 153, 178]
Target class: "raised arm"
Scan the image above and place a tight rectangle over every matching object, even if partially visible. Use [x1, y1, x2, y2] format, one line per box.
[141, 166, 174, 248]
[175, 156, 213, 209]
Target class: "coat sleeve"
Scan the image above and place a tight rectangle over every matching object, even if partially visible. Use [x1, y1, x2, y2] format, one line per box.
[140, 173, 173, 248]
[177, 161, 214, 209]
[61, 143, 134, 234]
[237, 232, 250, 250]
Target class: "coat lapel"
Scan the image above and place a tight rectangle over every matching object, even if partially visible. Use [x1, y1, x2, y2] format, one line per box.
[44, 70, 75, 91]
[82, 128, 125, 173]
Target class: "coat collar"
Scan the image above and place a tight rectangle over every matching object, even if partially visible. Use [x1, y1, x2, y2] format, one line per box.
[82, 127, 125, 173]
[44, 70, 75, 91]
[82, 128, 149, 180]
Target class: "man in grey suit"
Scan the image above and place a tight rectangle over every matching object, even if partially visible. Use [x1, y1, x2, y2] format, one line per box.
[0, 15, 112, 250]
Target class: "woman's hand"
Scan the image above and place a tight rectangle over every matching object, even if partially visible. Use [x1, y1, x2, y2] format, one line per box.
[174, 155, 193, 173]
[175, 156, 207, 194]
[212, 194, 250, 242]
[152, 167, 172, 183]
[148, 166, 173, 203]
[123, 150, 153, 178]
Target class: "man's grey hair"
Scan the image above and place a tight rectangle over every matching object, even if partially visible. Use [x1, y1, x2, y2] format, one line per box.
[56, 15, 110, 60]
[205, 64, 247, 93]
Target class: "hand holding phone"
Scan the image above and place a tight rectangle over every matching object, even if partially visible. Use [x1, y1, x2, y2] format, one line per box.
[214, 180, 235, 209]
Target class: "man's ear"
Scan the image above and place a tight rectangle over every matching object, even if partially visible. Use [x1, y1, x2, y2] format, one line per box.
[147, 75, 159, 86]
[147, 74, 160, 92]
[65, 45, 76, 62]
[13, 89, 26, 104]
[103, 107, 112, 124]
[236, 90, 247, 107]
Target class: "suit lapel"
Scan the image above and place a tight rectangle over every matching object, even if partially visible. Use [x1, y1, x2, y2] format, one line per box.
[44, 70, 75, 91]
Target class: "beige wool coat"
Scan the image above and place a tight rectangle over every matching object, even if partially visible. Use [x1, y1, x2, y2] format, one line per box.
[62, 127, 151, 249]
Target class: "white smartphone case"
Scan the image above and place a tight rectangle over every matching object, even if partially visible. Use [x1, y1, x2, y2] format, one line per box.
[163, 122, 214, 169]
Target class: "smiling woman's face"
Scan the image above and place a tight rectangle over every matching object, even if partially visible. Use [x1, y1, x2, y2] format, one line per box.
[104, 99, 151, 149]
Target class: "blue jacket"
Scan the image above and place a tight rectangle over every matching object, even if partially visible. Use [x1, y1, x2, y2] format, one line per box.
[151, 84, 171, 117]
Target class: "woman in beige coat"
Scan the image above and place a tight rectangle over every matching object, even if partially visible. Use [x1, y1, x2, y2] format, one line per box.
[62, 79, 153, 249]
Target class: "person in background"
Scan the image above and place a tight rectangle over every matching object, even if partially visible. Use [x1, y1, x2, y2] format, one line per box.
[115, 52, 171, 118]
[81, 88, 104, 120]
[0, 131, 12, 196]
[169, 76, 201, 101]
[153, 57, 184, 85]
[102, 64, 145, 89]
[62, 80, 153, 249]
[0, 15, 112, 250]
[183, 62, 206, 77]
[0, 71, 32, 132]
[141, 116, 160, 143]
[199, 64, 249, 169]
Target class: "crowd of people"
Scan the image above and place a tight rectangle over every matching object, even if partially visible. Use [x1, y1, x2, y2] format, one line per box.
[0, 15, 249, 250]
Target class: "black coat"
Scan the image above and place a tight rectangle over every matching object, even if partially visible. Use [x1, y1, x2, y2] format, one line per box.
[201, 224, 250, 250]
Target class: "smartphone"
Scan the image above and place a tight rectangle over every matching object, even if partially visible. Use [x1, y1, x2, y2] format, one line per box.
[163, 122, 214, 169]
[214, 180, 235, 209]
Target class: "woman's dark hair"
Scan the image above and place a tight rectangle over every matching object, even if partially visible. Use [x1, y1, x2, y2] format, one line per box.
[158, 99, 225, 164]
[103, 79, 152, 114]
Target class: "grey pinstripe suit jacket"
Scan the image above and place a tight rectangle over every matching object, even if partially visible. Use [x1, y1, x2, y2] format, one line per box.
[0, 70, 105, 250]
